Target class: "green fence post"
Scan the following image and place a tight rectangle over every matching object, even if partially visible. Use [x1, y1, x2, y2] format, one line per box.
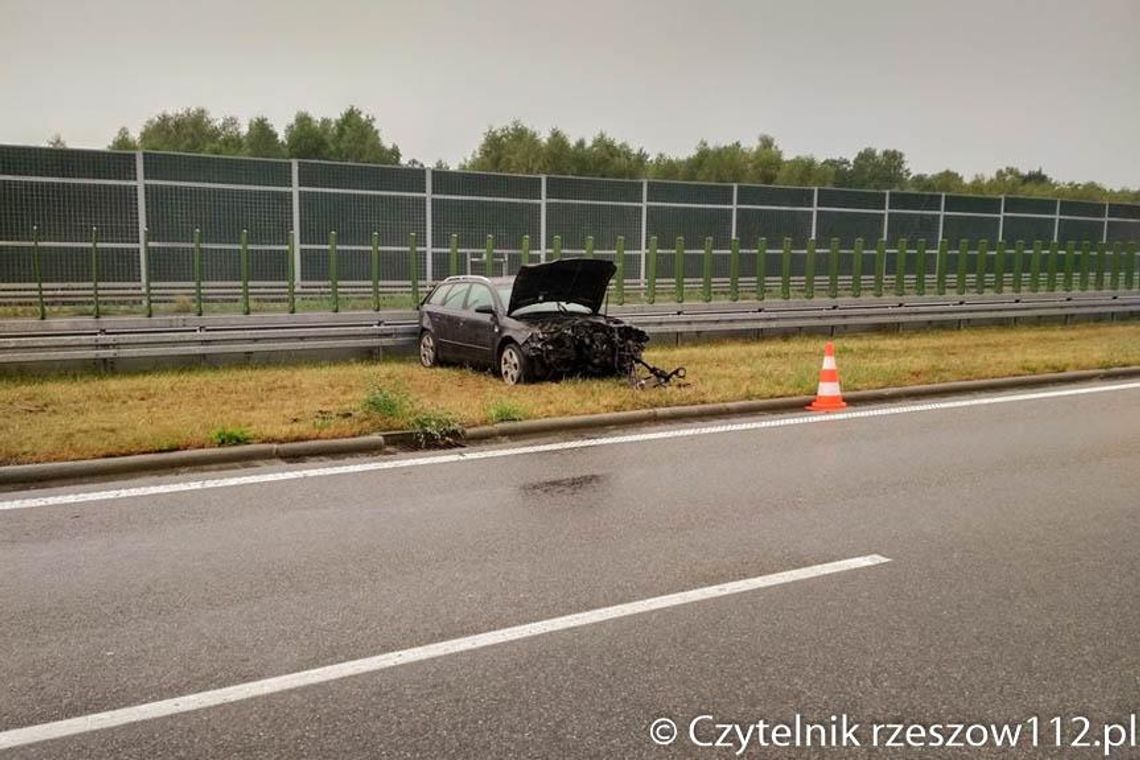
[484, 234, 494, 278]
[1012, 240, 1025, 294]
[585, 235, 595, 260]
[874, 239, 886, 297]
[32, 225, 45, 320]
[286, 230, 296, 314]
[328, 230, 339, 313]
[91, 226, 101, 318]
[674, 236, 685, 303]
[935, 239, 948, 296]
[1126, 241, 1136, 291]
[755, 237, 767, 301]
[552, 234, 562, 261]
[914, 239, 927, 296]
[193, 227, 203, 317]
[781, 237, 792, 299]
[852, 238, 864, 297]
[1029, 241, 1042, 293]
[615, 235, 625, 305]
[1094, 241, 1107, 290]
[956, 239, 968, 296]
[448, 233, 459, 276]
[409, 232, 420, 303]
[893, 238, 907, 296]
[827, 237, 840, 299]
[1045, 241, 1058, 293]
[728, 237, 740, 302]
[975, 239, 988, 294]
[1078, 240, 1091, 291]
[521, 234, 531, 267]
[646, 235, 658, 304]
[993, 240, 1006, 294]
[804, 239, 816, 299]
[1110, 240, 1122, 291]
[701, 236, 713, 302]
[370, 231, 381, 311]
[1063, 241, 1076, 291]
[240, 228, 250, 315]
[142, 227, 152, 318]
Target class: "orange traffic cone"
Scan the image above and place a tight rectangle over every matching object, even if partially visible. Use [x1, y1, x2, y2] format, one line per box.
[806, 342, 847, 412]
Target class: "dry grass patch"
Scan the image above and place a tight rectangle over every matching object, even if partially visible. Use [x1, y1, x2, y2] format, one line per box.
[2, 322, 1138, 464]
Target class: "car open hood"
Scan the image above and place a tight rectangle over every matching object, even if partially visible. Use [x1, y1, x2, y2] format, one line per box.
[507, 258, 616, 316]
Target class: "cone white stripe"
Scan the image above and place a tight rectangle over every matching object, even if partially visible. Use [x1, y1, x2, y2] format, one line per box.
[822, 356, 837, 370]
[816, 381, 842, 396]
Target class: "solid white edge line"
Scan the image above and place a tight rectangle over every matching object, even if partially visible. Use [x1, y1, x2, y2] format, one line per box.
[3, 381, 1139, 512]
[0, 554, 890, 750]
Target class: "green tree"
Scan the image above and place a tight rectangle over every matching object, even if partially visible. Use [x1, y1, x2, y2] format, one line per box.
[463, 121, 548, 174]
[909, 170, 965, 193]
[243, 116, 285, 158]
[330, 106, 400, 164]
[749, 134, 783, 184]
[46, 134, 67, 149]
[136, 107, 243, 154]
[284, 111, 334, 160]
[848, 148, 910, 190]
[775, 155, 835, 187]
[108, 127, 139, 151]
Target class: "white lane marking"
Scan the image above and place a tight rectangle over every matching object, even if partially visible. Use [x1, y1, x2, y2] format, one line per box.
[0, 554, 890, 749]
[3, 381, 1139, 512]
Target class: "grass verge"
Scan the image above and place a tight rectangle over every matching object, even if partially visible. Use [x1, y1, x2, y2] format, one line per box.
[2, 322, 1137, 465]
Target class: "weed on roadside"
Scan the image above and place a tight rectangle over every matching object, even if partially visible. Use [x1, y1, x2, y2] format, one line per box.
[409, 410, 464, 448]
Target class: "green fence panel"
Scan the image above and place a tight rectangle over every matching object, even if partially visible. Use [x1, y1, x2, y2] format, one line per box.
[894, 238, 907, 296]
[1109, 241, 1121, 290]
[91, 226, 101, 318]
[1078, 240, 1091, 291]
[614, 235, 625, 305]
[142, 227, 152, 318]
[646, 235, 658, 304]
[728, 237, 740, 302]
[875, 239, 886, 297]
[552, 234, 562, 261]
[1126, 241, 1137, 290]
[328, 230, 339, 313]
[851, 238, 864, 297]
[975, 239, 988, 294]
[914, 238, 927, 296]
[675, 236, 685, 303]
[934, 239, 948, 296]
[1045, 241, 1058, 292]
[1029, 240, 1042, 293]
[701, 236, 713, 302]
[521, 234, 531, 267]
[449, 233, 459, 276]
[828, 237, 840, 299]
[484, 234, 494, 279]
[804, 239, 816, 299]
[756, 237, 767, 300]
[32, 225, 44, 319]
[287, 230, 296, 314]
[585, 235, 595, 260]
[1063, 241, 1075, 291]
[240, 228, 251, 315]
[1012, 240, 1025, 294]
[409, 232, 420, 303]
[193, 227, 203, 316]
[781, 237, 792, 299]
[1095, 241, 1107, 290]
[956, 239, 968, 295]
[371, 231, 381, 310]
[993, 240, 1005, 294]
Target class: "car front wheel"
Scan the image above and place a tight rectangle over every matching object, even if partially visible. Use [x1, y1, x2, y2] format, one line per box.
[419, 330, 437, 367]
[499, 343, 528, 385]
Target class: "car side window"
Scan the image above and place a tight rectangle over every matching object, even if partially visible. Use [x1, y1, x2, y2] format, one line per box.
[426, 284, 452, 306]
[440, 283, 469, 309]
[464, 284, 494, 312]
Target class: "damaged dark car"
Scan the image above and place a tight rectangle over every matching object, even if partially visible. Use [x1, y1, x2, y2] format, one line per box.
[417, 258, 656, 385]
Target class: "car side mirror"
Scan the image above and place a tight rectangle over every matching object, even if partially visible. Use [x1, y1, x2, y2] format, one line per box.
[473, 303, 496, 315]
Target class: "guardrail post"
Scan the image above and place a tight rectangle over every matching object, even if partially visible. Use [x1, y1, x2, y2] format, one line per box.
[828, 237, 840, 299]
[893, 238, 907, 296]
[142, 227, 152, 318]
[1079, 240, 1091, 291]
[975, 239, 988, 295]
[193, 227, 203, 316]
[956, 239, 968, 296]
[484, 234, 494, 278]
[1095, 241, 1107, 290]
[240, 228, 250, 315]
[874, 239, 886, 297]
[646, 235, 658, 304]
[371, 231, 381, 311]
[615, 235, 625, 305]
[935, 239, 948, 295]
[756, 237, 767, 301]
[285, 230, 296, 314]
[1012, 240, 1025, 294]
[1029, 241, 1042, 293]
[914, 238, 927, 296]
[91, 226, 101, 318]
[804, 239, 816, 299]
[1110, 241, 1122, 290]
[1063, 241, 1076, 291]
[781, 237, 792, 299]
[852, 238, 864, 297]
[409, 232, 420, 303]
[701, 236, 713, 302]
[674, 236, 685, 303]
[1045, 241, 1058, 292]
[328, 230, 339, 313]
[993, 240, 1006, 294]
[32, 225, 45, 319]
[1126, 241, 1137, 291]
[728, 237, 740, 302]
[585, 235, 595, 260]
[521, 234, 531, 267]
[449, 233, 459, 276]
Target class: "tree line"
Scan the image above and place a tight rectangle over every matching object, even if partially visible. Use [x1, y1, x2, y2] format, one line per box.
[50, 108, 1137, 203]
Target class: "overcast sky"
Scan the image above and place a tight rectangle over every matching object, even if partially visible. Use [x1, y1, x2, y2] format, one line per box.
[2, 0, 1137, 186]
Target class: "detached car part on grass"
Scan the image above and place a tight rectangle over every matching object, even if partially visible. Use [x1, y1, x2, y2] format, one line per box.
[417, 258, 684, 386]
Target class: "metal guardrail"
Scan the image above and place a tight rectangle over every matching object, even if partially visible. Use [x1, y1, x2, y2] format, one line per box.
[1, 293, 1137, 373]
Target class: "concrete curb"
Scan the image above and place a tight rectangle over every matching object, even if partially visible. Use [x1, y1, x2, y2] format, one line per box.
[3, 366, 1137, 488]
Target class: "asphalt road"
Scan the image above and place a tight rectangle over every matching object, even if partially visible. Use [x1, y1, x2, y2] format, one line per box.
[1, 381, 1137, 758]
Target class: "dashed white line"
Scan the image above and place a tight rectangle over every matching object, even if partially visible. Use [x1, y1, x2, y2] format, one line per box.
[2, 381, 1138, 512]
[0, 554, 890, 749]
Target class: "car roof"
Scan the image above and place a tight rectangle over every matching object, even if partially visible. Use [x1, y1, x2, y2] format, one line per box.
[437, 275, 514, 286]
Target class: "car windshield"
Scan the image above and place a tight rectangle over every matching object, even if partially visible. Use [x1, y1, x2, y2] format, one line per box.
[495, 286, 593, 316]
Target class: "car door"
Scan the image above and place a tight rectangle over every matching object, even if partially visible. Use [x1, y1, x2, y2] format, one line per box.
[430, 282, 469, 362]
[454, 283, 498, 367]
